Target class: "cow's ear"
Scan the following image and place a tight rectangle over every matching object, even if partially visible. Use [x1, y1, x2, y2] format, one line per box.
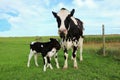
[52, 11, 57, 18]
[70, 9, 75, 16]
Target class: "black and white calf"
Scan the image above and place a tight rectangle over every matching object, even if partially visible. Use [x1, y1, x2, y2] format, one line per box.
[27, 38, 61, 71]
[52, 8, 84, 69]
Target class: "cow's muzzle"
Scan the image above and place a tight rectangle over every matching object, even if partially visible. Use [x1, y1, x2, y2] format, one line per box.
[58, 29, 67, 38]
[58, 29, 67, 34]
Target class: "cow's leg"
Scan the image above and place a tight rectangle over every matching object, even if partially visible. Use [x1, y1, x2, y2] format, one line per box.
[72, 46, 78, 68]
[47, 57, 53, 69]
[79, 37, 83, 61]
[63, 48, 68, 69]
[43, 57, 47, 71]
[27, 50, 34, 67]
[54, 53, 60, 69]
[34, 54, 39, 67]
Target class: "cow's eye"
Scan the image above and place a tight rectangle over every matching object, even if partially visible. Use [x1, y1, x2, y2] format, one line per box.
[64, 16, 71, 29]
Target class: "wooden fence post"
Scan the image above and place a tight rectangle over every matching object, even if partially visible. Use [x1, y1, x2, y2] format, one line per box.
[102, 24, 105, 56]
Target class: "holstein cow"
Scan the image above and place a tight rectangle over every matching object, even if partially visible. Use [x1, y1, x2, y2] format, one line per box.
[52, 8, 84, 69]
[27, 38, 61, 71]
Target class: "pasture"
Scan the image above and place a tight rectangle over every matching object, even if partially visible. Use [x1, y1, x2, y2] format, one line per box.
[0, 35, 120, 80]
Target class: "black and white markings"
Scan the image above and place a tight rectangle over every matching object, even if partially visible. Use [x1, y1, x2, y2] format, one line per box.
[52, 8, 84, 69]
[27, 38, 61, 71]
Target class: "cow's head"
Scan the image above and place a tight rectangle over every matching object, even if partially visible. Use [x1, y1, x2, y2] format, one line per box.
[52, 8, 76, 38]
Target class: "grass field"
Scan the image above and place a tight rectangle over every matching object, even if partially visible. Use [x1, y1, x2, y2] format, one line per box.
[0, 36, 120, 80]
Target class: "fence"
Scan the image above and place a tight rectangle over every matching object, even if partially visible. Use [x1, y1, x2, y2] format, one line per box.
[84, 24, 120, 57]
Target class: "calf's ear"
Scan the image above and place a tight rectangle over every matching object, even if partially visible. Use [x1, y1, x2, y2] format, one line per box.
[52, 11, 57, 18]
[50, 38, 54, 41]
[70, 9, 75, 16]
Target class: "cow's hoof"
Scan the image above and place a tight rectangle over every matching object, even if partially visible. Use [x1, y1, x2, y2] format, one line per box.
[74, 66, 78, 69]
[80, 58, 83, 62]
[63, 66, 68, 69]
[71, 56, 73, 60]
[56, 64, 60, 69]
[27, 65, 30, 68]
[36, 65, 39, 67]
[57, 66, 60, 69]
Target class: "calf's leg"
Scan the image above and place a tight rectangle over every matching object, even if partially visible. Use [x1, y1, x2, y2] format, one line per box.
[54, 53, 60, 68]
[43, 57, 47, 71]
[47, 57, 53, 69]
[34, 54, 39, 67]
[27, 50, 34, 67]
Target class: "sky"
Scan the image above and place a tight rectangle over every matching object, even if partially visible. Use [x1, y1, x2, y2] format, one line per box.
[0, 0, 120, 37]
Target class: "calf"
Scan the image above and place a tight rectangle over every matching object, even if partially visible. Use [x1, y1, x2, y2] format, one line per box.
[27, 38, 61, 71]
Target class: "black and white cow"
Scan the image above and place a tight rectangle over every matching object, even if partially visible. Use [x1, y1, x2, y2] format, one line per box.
[27, 38, 61, 71]
[52, 8, 84, 69]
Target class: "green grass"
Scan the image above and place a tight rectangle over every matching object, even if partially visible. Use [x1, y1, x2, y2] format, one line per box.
[0, 36, 120, 80]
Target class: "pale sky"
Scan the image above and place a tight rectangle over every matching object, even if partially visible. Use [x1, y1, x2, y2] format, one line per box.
[0, 0, 120, 36]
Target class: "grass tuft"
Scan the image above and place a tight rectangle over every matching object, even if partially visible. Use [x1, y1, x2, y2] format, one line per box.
[97, 47, 120, 60]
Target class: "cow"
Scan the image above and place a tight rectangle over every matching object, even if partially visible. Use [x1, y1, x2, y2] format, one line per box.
[52, 8, 84, 69]
[27, 38, 61, 71]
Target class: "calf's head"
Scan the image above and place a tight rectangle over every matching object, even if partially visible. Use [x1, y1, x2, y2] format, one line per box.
[52, 8, 76, 38]
[50, 38, 61, 50]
